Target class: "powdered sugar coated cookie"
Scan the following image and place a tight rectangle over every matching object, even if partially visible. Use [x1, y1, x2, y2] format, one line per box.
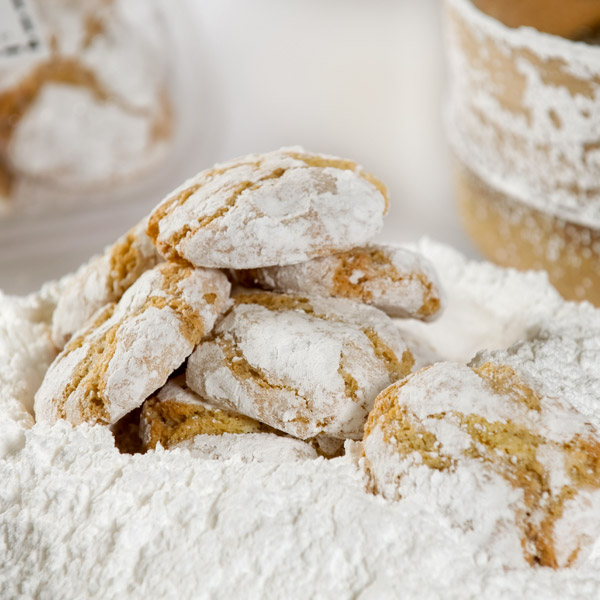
[35, 263, 231, 426]
[232, 244, 443, 320]
[362, 360, 600, 568]
[187, 291, 414, 441]
[147, 147, 388, 269]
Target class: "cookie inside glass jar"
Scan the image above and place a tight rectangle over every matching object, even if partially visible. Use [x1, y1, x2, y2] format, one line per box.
[0, 0, 173, 208]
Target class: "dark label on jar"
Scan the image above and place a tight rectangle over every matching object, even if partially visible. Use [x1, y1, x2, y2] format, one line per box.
[0, 0, 46, 60]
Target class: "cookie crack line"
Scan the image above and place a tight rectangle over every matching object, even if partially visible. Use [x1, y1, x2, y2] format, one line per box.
[217, 332, 309, 404]
[167, 167, 288, 260]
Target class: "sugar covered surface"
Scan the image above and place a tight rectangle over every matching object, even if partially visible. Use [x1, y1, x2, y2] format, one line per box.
[2, 239, 600, 598]
[173, 432, 318, 462]
[151, 148, 387, 269]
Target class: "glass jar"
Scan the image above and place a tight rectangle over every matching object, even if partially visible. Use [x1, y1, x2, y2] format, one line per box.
[0, 0, 214, 294]
[0, 0, 181, 215]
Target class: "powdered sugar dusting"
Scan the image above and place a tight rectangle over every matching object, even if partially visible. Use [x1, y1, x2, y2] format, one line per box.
[1, 423, 600, 598]
[150, 147, 387, 269]
[171, 432, 318, 462]
[396, 239, 567, 362]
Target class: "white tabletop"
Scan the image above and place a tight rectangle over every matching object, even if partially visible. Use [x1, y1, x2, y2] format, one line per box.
[0, 0, 479, 295]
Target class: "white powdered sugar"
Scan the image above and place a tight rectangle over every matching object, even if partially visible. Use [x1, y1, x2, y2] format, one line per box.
[396, 239, 568, 362]
[2, 238, 600, 597]
[445, 0, 600, 228]
[0, 282, 62, 457]
[173, 432, 318, 462]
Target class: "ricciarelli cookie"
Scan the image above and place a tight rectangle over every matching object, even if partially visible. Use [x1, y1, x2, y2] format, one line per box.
[139, 376, 269, 451]
[146, 147, 388, 269]
[35, 262, 231, 426]
[232, 245, 444, 320]
[362, 361, 600, 569]
[139, 376, 317, 462]
[52, 220, 161, 349]
[186, 291, 414, 441]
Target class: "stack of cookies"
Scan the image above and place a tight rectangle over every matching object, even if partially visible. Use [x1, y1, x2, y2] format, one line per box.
[34, 147, 443, 456]
[29, 146, 600, 567]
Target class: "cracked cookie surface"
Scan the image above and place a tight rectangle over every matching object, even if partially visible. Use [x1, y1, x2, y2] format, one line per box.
[362, 360, 600, 569]
[186, 291, 414, 441]
[232, 244, 444, 320]
[35, 262, 231, 426]
[146, 147, 388, 269]
[52, 220, 161, 349]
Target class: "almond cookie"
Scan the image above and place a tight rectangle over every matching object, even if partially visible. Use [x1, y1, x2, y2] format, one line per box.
[232, 245, 443, 320]
[187, 291, 414, 441]
[146, 147, 388, 269]
[51, 220, 161, 349]
[139, 376, 317, 461]
[34, 262, 231, 426]
[139, 376, 269, 451]
[362, 361, 600, 569]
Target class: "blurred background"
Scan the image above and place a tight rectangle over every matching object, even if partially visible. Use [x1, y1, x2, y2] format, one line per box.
[0, 0, 476, 294]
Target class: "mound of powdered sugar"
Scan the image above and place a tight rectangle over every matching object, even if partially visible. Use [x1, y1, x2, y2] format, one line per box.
[1, 238, 600, 598]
